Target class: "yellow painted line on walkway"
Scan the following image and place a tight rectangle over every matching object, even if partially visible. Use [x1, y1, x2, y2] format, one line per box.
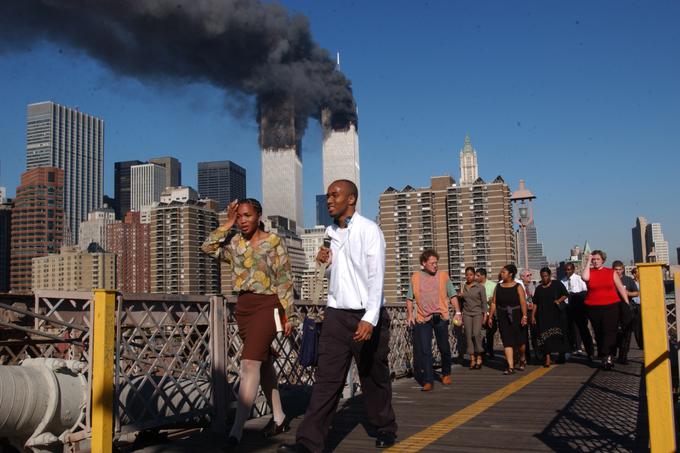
[386, 366, 554, 452]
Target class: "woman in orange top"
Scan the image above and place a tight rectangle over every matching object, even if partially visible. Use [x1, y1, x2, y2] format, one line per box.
[582, 250, 629, 370]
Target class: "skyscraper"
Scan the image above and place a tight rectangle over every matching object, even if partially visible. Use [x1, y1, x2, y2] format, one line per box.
[197, 160, 246, 211]
[149, 156, 181, 188]
[315, 194, 333, 227]
[150, 187, 219, 294]
[131, 163, 166, 212]
[632, 216, 648, 263]
[10, 167, 64, 293]
[26, 101, 104, 243]
[259, 97, 303, 228]
[632, 217, 670, 264]
[114, 160, 144, 219]
[516, 223, 548, 272]
[459, 134, 479, 186]
[321, 108, 361, 213]
[646, 222, 669, 264]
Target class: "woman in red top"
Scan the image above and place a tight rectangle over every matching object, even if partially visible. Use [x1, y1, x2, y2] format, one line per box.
[582, 250, 630, 370]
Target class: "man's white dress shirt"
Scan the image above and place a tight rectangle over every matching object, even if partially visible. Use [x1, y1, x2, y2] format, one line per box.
[561, 273, 588, 303]
[325, 213, 386, 326]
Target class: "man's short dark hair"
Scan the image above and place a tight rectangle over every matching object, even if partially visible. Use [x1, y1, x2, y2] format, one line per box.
[420, 249, 439, 264]
[612, 260, 624, 268]
[565, 262, 575, 270]
[336, 179, 358, 202]
[476, 268, 488, 277]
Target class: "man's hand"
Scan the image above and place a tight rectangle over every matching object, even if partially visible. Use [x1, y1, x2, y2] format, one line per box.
[284, 321, 293, 337]
[407, 316, 415, 327]
[353, 320, 373, 342]
[316, 246, 332, 265]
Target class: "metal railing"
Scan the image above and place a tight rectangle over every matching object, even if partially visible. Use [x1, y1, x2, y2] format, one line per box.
[0, 291, 461, 451]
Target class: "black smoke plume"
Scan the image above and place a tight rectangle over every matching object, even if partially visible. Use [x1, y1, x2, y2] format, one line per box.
[0, 0, 357, 147]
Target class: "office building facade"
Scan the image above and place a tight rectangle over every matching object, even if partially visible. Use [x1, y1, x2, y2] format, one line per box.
[114, 160, 144, 219]
[516, 223, 549, 272]
[149, 156, 181, 188]
[26, 101, 104, 243]
[131, 163, 166, 212]
[197, 160, 246, 211]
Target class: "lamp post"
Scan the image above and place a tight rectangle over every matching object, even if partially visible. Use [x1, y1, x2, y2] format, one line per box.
[510, 180, 536, 272]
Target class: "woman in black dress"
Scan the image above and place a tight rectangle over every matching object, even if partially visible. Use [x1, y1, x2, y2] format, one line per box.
[487, 264, 528, 374]
[532, 267, 570, 367]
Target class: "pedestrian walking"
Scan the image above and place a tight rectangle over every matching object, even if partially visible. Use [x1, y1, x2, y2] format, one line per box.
[612, 260, 640, 364]
[279, 180, 397, 453]
[582, 250, 630, 370]
[476, 268, 498, 358]
[460, 267, 487, 370]
[405, 249, 460, 390]
[201, 198, 294, 447]
[560, 262, 594, 360]
[520, 269, 538, 362]
[532, 267, 570, 367]
[487, 264, 528, 374]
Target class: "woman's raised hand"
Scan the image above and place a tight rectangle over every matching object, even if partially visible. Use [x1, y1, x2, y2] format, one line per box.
[223, 199, 238, 229]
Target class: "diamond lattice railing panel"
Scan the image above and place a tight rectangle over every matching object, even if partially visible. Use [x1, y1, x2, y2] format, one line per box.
[0, 292, 93, 434]
[666, 298, 677, 342]
[222, 301, 462, 417]
[115, 297, 214, 431]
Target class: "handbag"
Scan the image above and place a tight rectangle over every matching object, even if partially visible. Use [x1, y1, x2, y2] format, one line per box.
[298, 316, 321, 367]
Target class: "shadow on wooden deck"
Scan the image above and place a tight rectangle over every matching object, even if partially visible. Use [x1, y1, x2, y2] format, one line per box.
[126, 350, 654, 452]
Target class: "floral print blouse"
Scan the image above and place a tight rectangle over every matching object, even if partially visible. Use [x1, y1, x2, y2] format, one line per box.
[201, 227, 294, 318]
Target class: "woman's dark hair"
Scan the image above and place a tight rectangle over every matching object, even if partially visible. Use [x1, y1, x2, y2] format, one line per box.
[239, 198, 265, 231]
[503, 264, 518, 279]
[476, 268, 487, 277]
[540, 266, 552, 276]
[465, 266, 476, 274]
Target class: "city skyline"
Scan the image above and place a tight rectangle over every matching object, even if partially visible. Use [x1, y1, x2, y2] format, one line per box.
[1, 2, 678, 264]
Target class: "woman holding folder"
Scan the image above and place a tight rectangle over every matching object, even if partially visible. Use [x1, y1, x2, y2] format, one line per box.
[202, 198, 294, 446]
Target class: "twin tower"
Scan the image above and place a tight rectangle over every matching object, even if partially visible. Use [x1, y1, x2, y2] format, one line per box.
[260, 108, 361, 229]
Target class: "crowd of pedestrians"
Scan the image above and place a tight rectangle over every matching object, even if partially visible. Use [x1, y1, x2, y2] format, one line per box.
[202, 183, 642, 450]
[407, 248, 643, 387]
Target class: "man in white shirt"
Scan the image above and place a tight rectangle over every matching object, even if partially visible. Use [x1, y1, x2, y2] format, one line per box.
[560, 262, 593, 360]
[279, 180, 397, 453]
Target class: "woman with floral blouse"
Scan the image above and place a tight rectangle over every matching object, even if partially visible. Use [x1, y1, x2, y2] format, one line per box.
[202, 198, 294, 447]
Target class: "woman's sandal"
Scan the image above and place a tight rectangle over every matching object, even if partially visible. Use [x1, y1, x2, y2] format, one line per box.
[517, 359, 526, 371]
[503, 368, 515, 375]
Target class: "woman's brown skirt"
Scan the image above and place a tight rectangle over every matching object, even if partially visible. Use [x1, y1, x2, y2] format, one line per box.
[235, 292, 285, 361]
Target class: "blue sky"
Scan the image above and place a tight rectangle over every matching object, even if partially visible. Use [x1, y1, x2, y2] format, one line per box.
[0, 1, 678, 264]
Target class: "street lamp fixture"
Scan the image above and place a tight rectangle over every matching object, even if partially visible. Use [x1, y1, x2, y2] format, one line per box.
[510, 179, 536, 272]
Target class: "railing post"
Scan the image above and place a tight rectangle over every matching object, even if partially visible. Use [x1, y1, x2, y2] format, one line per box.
[211, 295, 228, 432]
[638, 263, 676, 452]
[91, 289, 117, 453]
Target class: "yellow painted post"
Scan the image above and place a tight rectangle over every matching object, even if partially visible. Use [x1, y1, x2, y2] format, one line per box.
[638, 263, 676, 452]
[91, 289, 116, 453]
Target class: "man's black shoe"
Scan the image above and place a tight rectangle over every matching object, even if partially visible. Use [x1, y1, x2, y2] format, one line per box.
[375, 431, 396, 448]
[277, 443, 312, 453]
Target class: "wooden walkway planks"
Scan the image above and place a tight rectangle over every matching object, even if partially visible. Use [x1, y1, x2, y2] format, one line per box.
[129, 350, 650, 453]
